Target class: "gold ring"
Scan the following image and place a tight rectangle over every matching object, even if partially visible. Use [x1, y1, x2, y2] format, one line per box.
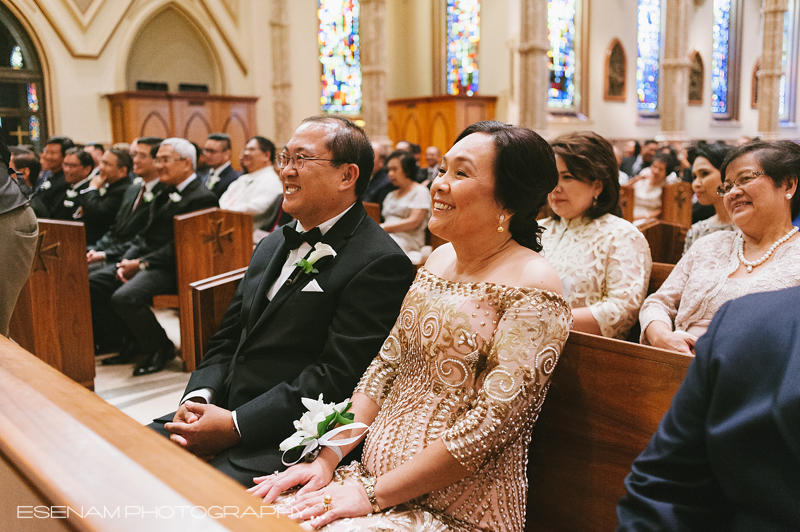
[322, 494, 332, 512]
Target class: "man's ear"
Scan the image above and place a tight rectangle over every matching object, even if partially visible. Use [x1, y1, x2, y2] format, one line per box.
[339, 163, 359, 192]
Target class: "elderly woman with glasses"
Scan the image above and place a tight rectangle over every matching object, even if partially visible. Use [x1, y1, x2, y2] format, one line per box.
[641, 141, 800, 354]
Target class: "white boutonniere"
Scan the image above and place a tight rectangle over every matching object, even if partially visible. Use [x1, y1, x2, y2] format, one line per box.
[294, 243, 337, 275]
[98, 186, 107, 196]
[41, 180, 52, 190]
[168, 192, 182, 203]
[279, 394, 368, 466]
[206, 175, 220, 190]
[133, 176, 144, 185]
[66, 189, 78, 198]
[143, 191, 154, 203]
[63, 199, 74, 207]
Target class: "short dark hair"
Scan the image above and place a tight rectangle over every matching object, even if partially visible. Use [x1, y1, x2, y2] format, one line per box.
[693, 142, 734, 171]
[386, 150, 419, 182]
[137, 137, 163, 158]
[10, 150, 41, 182]
[301, 116, 374, 196]
[108, 147, 132, 174]
[720, 140, 800, 219]
[408, 142, 421, 155]
[86, 142, 105, 152]
[208, 133, 232, 151]
[651, 152, 673, 167]
[551, 131, 622, 219]
[249, 136, 276, 164]
[46, 136, 75, 157]
[65, 147, 94, 169]
[453, 121, 558, 252]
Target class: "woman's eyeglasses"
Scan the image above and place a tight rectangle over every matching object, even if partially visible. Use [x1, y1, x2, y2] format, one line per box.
[717, 171, 766, 196]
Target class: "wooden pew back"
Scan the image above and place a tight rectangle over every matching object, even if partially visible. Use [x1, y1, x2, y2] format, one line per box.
[648, 262, 675, 295]
[191, 267, 248, 363]
[9, 219, 95, 389]
[637, 219, 687, 264]
[619, 184, 634, 222]
[661, 181, 693, 227]
[526, 331, 691, 531]
[363, 202, 381, 224]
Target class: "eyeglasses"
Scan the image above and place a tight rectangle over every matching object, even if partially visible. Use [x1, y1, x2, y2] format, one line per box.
[717, 171, 766, 196]
[277, 152, 335, 170]
[202, 148, 223, 154]
[155, 157, 186, 165]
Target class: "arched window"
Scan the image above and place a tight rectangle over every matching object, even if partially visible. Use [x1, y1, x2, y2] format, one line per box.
[780, 0, 799, 123]
[636, 0, 660, 115]
[547, 0, 586, 114]
[0, 3, 47, 151]
[446, 0, 480, 96]
[318, 0, 362, 113]
[711, 0, 742, 120]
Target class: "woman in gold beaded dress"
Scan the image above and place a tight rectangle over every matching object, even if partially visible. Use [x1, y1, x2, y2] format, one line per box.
[249, 122, 572, 532]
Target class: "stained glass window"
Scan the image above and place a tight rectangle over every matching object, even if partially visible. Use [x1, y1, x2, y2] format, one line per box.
[318, 0, 361, 113]
[446, 0, 480, 96]
[10, 44, 22, 69]
[27, 83, 38, 112]
[636, 0, 660, 113]
[780, 0, 799, 123]
[547, 0, 576, 108]
[29, 116, 39, 142]
[711, 0, 731, 114]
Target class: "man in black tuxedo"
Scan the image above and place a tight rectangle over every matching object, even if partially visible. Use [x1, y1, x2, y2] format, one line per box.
[617, 285, 800, 531]
[73, 147, 132, 246]
[155, 116, 415, 486]
[202, 133, 241, 199]
[47, 147, 94, 220]
[89, 138, 218, 375]
[29, 136, 75, 216]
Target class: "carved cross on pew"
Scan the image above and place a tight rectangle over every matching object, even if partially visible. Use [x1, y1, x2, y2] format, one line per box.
[32, 231, 60, 273]
[674, 187, 689, 210]
[202, 218, 235, 255]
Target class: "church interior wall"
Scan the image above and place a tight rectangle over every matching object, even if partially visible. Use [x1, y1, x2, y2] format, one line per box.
[387, 0, 433, 100]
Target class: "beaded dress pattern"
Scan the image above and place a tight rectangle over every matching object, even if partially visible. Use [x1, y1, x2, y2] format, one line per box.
[317, 269, 571, 532]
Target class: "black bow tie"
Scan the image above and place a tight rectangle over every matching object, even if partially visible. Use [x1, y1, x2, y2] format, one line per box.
[282, 225, 322, 250]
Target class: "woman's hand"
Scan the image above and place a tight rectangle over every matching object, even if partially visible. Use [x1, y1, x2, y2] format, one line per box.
[645, 322, 696, 355]
[247, 456, 337, 503]
[286, 483, 373, 530]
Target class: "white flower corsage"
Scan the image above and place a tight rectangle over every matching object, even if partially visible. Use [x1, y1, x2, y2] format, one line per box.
[168, 192, 182, 203]
[294, 243, 337, 275]
[206, 175, 220, 190]
[66, 189, 78, 198]
[98, 186, 107, 196]
[279, 394, 368, 466]
[143, 191, 154, 203]
[133, 176, 144, 185]
[63, 199, 74, 207]
[41, 180, 52, 190]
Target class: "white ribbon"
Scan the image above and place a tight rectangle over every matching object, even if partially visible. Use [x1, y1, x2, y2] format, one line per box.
[281, 422, 369, 466]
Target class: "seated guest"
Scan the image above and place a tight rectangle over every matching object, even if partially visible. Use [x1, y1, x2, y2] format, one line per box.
[422, 145, 442, 185]
[150, 116, 415, 486]
[202, 133, 241, 199]
[73, 147, 132, 246]
[89, 138, 218, 375]
[541, 131, 651, 339]
[47, 148, 93, 220]
[380, 150, 431, 259]
[640, 140, 800, 355]
[250, 121, 570, 532]
[361, 141, 394, 208]
[683, 142, 736, 253]
[219, 136, 282, 231]
[29, 136, 74, 214]
[617, 285, 800, 531]
[9, 146, 40, 189]
[84, 142, 105, 178]
[633, 151, 680, 221]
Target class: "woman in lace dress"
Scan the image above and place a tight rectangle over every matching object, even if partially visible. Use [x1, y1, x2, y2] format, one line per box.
[250, 121, 572, 532]
[682, 143, 736, 254]
[541, 132, 651, 339]
[380, 150, 431, 259]
[641, 140, 800, 354]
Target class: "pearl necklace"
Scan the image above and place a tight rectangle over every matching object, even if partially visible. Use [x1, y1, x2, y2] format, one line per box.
[737, 226, 799, 273]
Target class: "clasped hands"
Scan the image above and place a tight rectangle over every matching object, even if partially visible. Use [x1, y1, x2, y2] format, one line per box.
[164, 400, 241, 461]
[248, 460, 374, 530]
[115, 258, 140, 283]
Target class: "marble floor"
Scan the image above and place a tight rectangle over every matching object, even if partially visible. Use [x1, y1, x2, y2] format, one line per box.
[94, 308, 191, 425]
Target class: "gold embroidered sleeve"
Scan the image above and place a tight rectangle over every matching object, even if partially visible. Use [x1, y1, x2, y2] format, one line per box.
[441, 291, 571, 473]
[354, 329, 401, 408]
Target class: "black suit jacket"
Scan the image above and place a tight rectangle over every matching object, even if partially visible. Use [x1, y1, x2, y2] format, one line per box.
[183, 202, 416, 472]
[74, 178, 131, 246]
[208, 164, 241, 199]
[47, 179, 91, 221]
[617, 286, 800, 532]
[29, 170, 68, 218]
[121, 177, 218, 270]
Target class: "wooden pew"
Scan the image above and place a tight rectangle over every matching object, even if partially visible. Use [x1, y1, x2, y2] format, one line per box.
[526, 331, 692, 532]
[637, 219, 687, 264]
[8, 219, 95, 390]
[191, 267, 248, 364]
[661, 181, 693, 227]
[152, 208, 253, 372]
[0, 335, 302, 532]
[619, 183, 634, 222]
[648, 262, 675, 295]
[363, 202, 381, 224]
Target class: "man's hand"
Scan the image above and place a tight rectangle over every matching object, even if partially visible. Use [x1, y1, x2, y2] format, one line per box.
[164, 401, 241, 459]
[116, 258, 140, 283]
[89, 173, 106, 190]
[87, 250, 106, 264]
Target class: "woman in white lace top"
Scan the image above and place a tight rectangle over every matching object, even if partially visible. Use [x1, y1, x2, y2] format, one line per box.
[541, 132, 652, 339]
[642, 140, 800, 354]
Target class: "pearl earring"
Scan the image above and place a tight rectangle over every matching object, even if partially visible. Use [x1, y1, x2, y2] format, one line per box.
[787, 193, 793, 199]
[497, 214, 505, 233]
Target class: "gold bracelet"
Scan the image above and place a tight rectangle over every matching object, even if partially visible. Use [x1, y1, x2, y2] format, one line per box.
[360, 475, 381, 514]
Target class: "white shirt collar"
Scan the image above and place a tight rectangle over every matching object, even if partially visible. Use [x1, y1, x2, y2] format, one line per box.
[176, 173, 197, 193]
[295, 202, 356, 236]
[210, 162, 231, 178]
[144, 178, 160, 192]
[70, 176, 93, 190]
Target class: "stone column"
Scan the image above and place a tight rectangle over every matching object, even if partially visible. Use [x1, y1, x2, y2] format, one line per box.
[659, 0, 691, 141]
[517, 0, 550, 132]
[360, 0, 389, 142]
[270, 0, 292, 146]
[758, 0, 788, 140]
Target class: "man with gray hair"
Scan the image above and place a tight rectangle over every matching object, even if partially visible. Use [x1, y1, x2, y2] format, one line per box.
[88, 138, 218, 376]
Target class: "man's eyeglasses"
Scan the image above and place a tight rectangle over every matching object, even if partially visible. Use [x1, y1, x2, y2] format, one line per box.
[155, 157, 186, 165]
[717, 171, 766, 196]
[277, 152, 335, 170]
